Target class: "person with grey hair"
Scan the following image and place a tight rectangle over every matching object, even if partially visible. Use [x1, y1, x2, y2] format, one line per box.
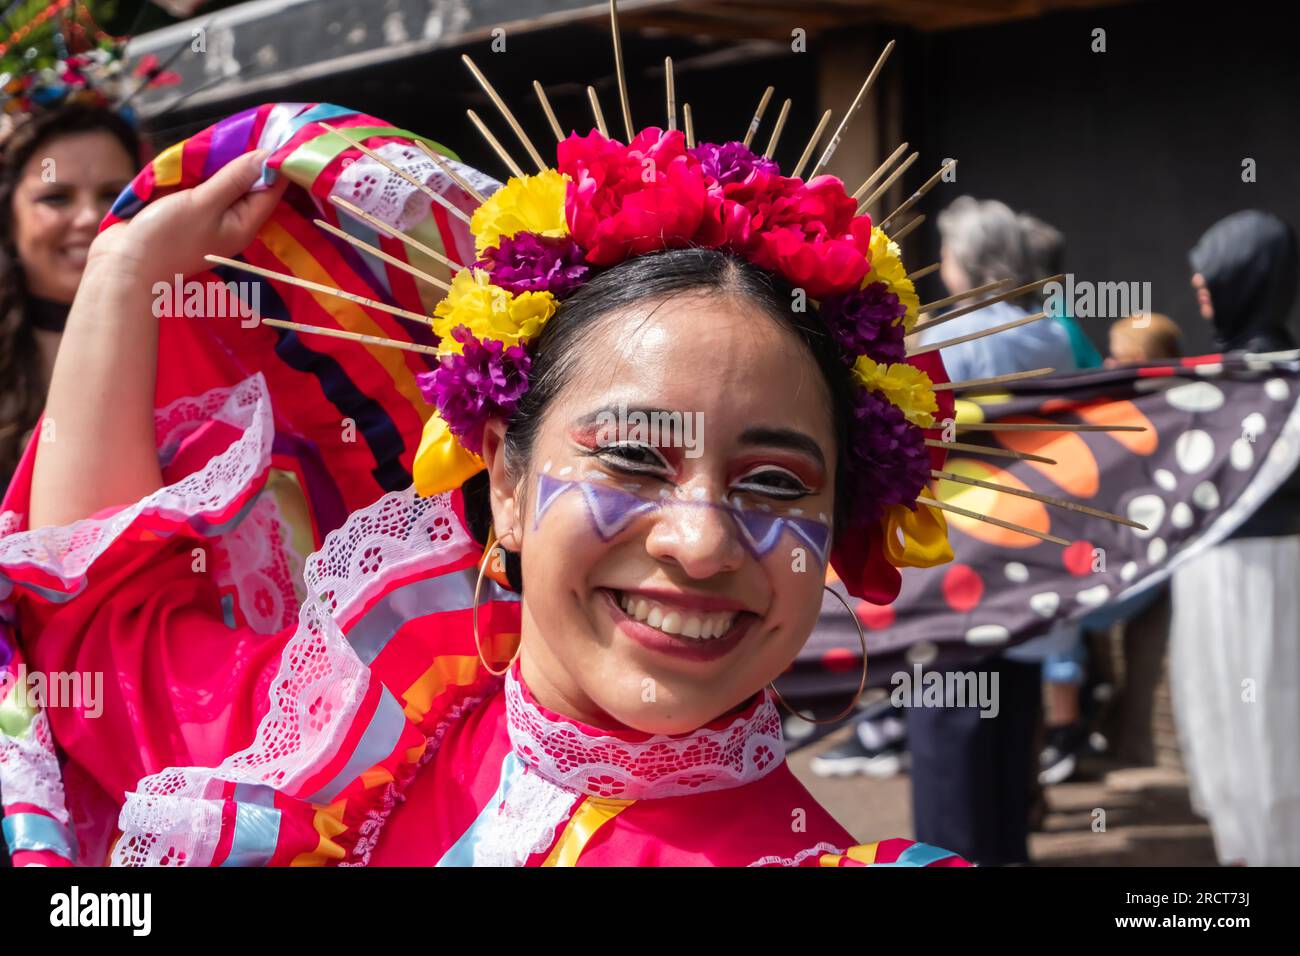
[922, 196, 1079, 381]
[911, 198, 1080, 863]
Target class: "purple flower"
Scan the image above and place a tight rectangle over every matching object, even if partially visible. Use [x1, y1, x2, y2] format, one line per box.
[846, 389, 930, 523]
[821, 281, 907, 364]
[417, 327, 532, 454]
[475, 233, 590, 299]
[689, 140, 780, 186]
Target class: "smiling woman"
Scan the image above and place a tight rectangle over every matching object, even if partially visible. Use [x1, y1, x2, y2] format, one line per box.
[0, 14, 1014, 865]
[0, 103, 139, 490]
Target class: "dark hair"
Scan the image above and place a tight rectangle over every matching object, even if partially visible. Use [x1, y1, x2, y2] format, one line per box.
[0, 103, 142, 481]
[463, 246, 857, 590]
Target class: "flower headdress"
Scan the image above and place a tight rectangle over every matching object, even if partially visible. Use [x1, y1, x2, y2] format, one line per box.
[396, 62, 958, 603]
[237, 4, 1139, 603]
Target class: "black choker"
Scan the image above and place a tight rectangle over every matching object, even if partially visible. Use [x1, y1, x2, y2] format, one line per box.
[26, 296, 70, 334]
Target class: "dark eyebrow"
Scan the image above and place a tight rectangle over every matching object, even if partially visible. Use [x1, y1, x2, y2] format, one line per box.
[738, 426, 826, 469]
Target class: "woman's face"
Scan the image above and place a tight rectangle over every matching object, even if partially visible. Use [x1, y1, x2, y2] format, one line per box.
[490, 291, 839, 735]
[10, 130, 135, 303]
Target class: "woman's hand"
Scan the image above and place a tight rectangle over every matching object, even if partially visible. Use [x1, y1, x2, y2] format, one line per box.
[87, 149, 288, 285]
[30, 149, 288, 529]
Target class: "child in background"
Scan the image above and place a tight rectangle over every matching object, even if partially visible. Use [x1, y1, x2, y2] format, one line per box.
[1105, 312, 1183, 366]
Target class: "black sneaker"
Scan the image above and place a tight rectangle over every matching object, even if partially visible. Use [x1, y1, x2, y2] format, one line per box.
[810, 731, 906, 779]
[1038, 723, 1085, 785]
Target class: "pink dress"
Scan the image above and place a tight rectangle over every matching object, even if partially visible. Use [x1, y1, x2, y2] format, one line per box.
[0, 378, 963, 868]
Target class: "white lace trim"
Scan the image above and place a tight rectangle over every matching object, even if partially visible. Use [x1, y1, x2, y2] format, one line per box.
[114, 476, 479, 866]
[333, 140, 498, 264]
[748, 841, 842, 867]
[0, 708, 70, 826]
[0, 375, 273, 589]
[471, 764, 576, 867]
[505, 669, 785, 800]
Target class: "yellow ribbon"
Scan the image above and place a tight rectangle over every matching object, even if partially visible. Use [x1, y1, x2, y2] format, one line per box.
[413, 413, 485, 496]
[883, 502, 953, 568]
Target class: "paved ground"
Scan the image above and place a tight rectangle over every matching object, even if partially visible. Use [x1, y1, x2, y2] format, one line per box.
[788, 724, 1220, 866]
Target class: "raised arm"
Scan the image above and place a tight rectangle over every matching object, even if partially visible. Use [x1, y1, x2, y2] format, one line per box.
[28, 150, 287, 529]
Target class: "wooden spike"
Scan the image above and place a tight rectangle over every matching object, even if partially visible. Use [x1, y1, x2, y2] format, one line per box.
[608, 0, 634, 141]
[414, 141, 486, 204]
[533, 80, 565, 142]
[664, 57, 677, 131]
[954, 421, 1147, 433]
[466, 109, 526, 179]
[931, 469, 1147, 530]
[919, 278, 1012, 314]
[763, 97, 791, 158]
[206, 255, 434, 326]
[328, 196, 460, 272]
[879, 159, 957, 231]
[926, 438, 1058, 465]
[318, 123, 471, 225]
[742, 85, 774, 148]
[932, 367, 1055, 391]
[261, 318, 444, 357]
[890, 213, 925, 243]
[313, 218, 451, 292]
[586, 86, 609, 137]
[908, 311, 1048, 357]
[461, 54, 548, 172]
[852, 141, 909, 201]
[917, 495, 1070, 546]
[683, 102, 696, 148]
[912, 274, 1065, 333]
[809, 40, 895, 179]
[791, 109, 832, 179]
[907, 261, 940, 281]
[857, 150, 919, 213]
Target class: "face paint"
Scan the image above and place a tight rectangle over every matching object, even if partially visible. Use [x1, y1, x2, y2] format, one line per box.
[533, 473, 832, 567]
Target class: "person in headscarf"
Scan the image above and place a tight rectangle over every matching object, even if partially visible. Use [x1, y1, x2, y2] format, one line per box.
[1172, 209, 1300, 865]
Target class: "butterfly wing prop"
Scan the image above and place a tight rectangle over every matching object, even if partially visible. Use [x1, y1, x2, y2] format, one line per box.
[787, 352, 1300, 700]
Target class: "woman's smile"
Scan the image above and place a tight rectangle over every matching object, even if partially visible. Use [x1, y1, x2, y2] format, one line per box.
[598, 586, 759, 662]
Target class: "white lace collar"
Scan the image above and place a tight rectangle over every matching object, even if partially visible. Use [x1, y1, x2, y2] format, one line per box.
[504, 668, 785, 801]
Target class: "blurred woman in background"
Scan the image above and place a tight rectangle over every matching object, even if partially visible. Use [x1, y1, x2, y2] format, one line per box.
[0, 103, 140, 492]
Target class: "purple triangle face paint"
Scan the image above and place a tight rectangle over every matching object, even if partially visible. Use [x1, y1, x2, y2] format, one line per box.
[578, 481, 659, 540]
[731, 509, 785, 556]
[534, 473, 571, 529]
[530, 475, 830, 567]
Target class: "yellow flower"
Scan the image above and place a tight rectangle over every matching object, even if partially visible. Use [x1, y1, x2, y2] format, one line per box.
[432, 268, 557, 352]
[867, 226, 920, 332]
[851, 356, 938, 428]
[470, 169, 569, 255]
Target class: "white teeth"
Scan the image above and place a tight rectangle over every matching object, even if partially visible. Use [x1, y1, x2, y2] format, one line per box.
[614, 593, 738, 641]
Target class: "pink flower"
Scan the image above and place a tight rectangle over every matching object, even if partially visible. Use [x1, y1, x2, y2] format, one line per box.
[698, 168, 872, 298]
[558, 128, 710, 266]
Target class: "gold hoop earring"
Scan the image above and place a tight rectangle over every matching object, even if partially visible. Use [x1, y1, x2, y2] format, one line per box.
[768, 584, 869, 726]
[472, 528, 519, 677]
